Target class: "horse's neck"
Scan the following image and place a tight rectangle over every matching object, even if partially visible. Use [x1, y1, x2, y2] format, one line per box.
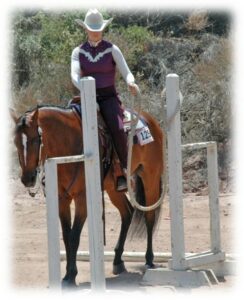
[38, 107, 82, 157]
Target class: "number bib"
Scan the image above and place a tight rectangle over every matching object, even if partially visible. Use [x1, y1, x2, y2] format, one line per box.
[136, 126, 154, 145]
[123, 109, 154, 146]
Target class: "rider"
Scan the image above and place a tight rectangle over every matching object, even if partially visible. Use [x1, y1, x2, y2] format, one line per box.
[71, 8, 138, 191]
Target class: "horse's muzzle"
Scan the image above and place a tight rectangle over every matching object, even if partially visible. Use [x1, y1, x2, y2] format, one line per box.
[21, 170, 37, 187]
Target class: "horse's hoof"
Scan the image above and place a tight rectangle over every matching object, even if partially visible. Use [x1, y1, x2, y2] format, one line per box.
[62, 278, 77, 289]
[145, 263, 155, 270]
[113, 262, 127, 275]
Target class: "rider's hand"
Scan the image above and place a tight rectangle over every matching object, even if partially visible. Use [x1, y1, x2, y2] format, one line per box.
[128, 83, 139, 96]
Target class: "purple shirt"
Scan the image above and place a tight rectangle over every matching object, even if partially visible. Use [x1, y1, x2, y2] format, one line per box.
[79, 40, 116, 89]
[71, 40, 135, 90]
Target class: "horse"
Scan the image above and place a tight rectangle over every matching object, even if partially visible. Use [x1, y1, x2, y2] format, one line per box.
[10, 104, 164, 287]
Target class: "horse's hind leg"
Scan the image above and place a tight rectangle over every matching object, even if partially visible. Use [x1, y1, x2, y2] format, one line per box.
[139, 172, 161, 268]
[106, 189, 134, 275]
[145, 210, 156, 268]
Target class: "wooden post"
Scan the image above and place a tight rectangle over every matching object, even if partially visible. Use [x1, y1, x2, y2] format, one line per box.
[45, 155, 86, 290]
[44, 77, 105, 291]
[142, 74, 227, 287]
[207, 142, 221, 253]
[80, 77, 105, 291]
[45, 159, 61, 288]
[166, 74, 186, 270]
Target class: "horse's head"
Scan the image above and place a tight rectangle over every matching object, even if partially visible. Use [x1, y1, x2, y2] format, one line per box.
[10, 108, 41, 187]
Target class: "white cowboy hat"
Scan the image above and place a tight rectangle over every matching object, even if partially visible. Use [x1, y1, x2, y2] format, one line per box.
[75, 9, 113, 32]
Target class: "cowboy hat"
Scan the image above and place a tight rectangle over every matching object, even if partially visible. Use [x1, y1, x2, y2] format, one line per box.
[75, 9, 113, 32]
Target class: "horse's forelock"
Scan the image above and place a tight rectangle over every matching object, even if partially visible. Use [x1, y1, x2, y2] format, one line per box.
[15, 109, 36, 132]
[15, 115, 27, 132]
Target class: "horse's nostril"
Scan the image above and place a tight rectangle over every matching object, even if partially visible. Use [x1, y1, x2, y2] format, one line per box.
[31, 174, 36, 181]
[21, 171, 37, 187]
[31, 171, 37, 184]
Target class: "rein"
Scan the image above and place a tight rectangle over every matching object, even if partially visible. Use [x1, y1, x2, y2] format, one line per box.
[126, 87, 183, 211]
[126, 87, 168, 212]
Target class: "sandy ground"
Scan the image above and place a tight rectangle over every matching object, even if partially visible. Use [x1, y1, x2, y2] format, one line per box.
[10, 176, 236, 295]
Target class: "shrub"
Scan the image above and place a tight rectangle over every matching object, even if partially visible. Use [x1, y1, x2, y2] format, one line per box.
[184, 10, 209, 32]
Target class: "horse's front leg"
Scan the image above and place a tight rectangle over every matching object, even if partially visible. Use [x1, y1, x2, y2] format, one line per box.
[59, 195, 72, 283]
[64, 194, 87, 287]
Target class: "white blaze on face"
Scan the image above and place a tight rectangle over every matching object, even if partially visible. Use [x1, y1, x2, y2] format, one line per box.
[38, 126, 42, 135]
[22, 133, 27, 166]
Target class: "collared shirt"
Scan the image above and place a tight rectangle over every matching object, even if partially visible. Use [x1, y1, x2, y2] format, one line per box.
[71, 39, 135, 89]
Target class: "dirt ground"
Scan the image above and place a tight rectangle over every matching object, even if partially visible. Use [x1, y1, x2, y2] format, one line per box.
[10, 175, 236, 295]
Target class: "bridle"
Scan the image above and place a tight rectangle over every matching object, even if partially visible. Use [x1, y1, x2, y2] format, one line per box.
[27, 127, 45, 197]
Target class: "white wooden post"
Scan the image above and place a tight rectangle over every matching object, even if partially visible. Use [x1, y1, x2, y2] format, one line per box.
[207, 142, 221, 253]
[45, 159, 61, 288]
[142, 74, 227, 287]
[166, 74, 186, 270]
[45, 155, 85, 290]
[80, 77, 105, 291]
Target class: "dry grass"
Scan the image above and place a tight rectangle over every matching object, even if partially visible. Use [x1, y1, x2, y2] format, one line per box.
[12, 64, 75, 114]
[185, 10, 209, 32]
[193, 38, 231, 83]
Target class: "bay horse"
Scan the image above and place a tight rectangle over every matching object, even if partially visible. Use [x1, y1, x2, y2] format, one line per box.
[11, 104, 164, 287]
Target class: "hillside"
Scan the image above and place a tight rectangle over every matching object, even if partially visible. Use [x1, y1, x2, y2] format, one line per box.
[10, 9, 233, 192]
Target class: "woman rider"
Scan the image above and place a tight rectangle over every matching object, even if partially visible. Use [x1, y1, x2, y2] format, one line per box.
[71, 8, 139, 191]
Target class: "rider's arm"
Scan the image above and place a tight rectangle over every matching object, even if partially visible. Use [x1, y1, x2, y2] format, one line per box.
[112, 44, 135, 85]
[71, 46, 82, 90]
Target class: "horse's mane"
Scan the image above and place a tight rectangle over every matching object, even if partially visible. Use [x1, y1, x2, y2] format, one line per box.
[16, 104, 71, 132]
[26, 104, 69, 113]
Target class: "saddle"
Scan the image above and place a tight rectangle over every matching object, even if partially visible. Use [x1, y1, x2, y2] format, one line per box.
[69, 95, 154, 146]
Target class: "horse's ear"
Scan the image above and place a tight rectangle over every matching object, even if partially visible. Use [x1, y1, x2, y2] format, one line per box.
[9, 108, 18, 124]
[25, 109, 38, 127]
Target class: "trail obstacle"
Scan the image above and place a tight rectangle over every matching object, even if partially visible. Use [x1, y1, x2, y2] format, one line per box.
[45, 74, 230, 290]
[59, 250, 236, 277]
[45, 77, 105, 291]
[142, 74, 226, 288]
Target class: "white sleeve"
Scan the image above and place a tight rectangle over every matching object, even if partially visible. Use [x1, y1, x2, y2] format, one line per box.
[112, 44, 135, 85]
[71, 46, 81, 90]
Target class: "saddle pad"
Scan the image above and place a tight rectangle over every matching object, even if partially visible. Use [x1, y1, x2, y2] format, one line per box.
[123, 109, 154, 146]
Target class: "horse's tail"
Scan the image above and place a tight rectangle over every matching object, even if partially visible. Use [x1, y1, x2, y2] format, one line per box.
[128, 175, 162, 240]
